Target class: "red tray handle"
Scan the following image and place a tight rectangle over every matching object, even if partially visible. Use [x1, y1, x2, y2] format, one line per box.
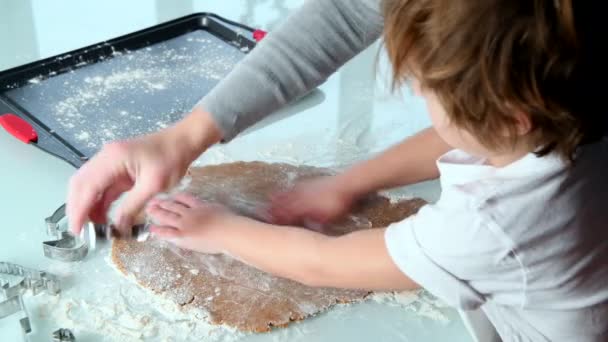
[253, 29, 267, 42]
[0, 113, 38, 143]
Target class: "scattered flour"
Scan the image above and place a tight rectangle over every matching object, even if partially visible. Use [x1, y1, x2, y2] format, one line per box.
[371, 290, 450, 324]
[75, 131, 90, 141]
[41, 290, 240, 342]
[379, 190, 415, 203]
[38, 255, 242, 342]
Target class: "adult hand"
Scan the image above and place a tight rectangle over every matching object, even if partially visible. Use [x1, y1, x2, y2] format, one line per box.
[268, 175, 359, 227]
[66, 109, 222, 234]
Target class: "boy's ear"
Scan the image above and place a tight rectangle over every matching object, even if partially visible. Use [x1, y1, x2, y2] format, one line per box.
[513, 111, 532, 136]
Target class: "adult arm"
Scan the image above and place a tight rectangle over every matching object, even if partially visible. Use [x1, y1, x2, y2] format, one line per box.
[196, 0, 385, 141]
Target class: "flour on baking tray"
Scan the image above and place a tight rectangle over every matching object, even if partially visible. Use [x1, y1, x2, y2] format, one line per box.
[25, 33, 239, 153]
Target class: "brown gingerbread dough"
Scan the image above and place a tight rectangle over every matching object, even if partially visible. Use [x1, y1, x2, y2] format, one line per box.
[111, 162, 426, 332]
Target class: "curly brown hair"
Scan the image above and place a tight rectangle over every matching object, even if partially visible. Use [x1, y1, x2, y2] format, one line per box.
[383, 0, 598, 160]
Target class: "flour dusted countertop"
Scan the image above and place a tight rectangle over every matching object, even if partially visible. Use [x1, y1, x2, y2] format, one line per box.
[0, 1, 471, 341]
[0, 123, 468, 341]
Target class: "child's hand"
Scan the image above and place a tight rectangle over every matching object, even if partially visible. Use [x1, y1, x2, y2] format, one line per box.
[146, 193, 246, 254]
[268, 176, 357, 227]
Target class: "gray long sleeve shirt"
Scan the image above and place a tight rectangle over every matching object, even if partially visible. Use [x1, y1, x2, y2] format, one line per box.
[195, 1, 608, 341]
[195, 0, 384, 141]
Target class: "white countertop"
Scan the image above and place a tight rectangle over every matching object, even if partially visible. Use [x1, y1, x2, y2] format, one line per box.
[0, 1, 473, 341]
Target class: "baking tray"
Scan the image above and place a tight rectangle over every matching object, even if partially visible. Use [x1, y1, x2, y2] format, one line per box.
[0, 13, 264, 167]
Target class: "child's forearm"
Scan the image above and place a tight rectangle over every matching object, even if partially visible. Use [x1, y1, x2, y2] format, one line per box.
[218, 218, 418, 291]
[336, 127, 451, 197]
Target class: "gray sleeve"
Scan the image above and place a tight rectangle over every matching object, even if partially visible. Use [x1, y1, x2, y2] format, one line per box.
[195, 0, 384, 142]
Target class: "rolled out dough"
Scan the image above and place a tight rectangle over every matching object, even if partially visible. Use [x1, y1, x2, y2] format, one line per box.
[111, 162, 426, 332]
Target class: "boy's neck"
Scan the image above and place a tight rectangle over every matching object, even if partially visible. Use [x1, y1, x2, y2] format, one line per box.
[486, 148, 532, 168]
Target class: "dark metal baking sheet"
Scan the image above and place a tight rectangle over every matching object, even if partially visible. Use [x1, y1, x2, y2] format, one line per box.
[0, 13, 258, 167]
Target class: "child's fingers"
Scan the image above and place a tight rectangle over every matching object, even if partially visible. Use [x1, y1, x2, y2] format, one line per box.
[267, 205, 288, 224]
[268, 192, 294, 223]
[150, 225, 182, 240]
[278, 196, 305, 222]
[172, 193, 201, 208]
[146, 204, 181, 227]
[158, 200, 189, 215]
[147, 197, 162, 207]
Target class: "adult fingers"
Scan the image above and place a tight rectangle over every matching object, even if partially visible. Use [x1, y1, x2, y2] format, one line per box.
[89, 179, 133, 224]
[115, 176, 165, 232]
[67, 160, 120, 234]
[268, 192, 294, 224]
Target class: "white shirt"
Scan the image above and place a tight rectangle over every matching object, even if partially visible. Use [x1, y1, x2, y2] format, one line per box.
[385, 138, 608, 341]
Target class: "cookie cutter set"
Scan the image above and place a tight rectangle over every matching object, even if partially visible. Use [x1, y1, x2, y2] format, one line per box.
[0, 262, 72, 341]
[1, 203, 148, 341]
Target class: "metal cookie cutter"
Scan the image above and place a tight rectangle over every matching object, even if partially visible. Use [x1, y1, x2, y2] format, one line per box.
[0, 262, 61, 341]
[53, 328, 76, 342]
[44, 204, 90, 262]
[94, 221, 150, 242]
[0, 262, 60, 297]
[0, 295, 30, 341]
[44, 204, 150, 262]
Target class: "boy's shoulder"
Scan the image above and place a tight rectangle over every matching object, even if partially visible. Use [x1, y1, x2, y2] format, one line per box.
[439, 138, 608, 199]
[436, 139, 608, 238]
